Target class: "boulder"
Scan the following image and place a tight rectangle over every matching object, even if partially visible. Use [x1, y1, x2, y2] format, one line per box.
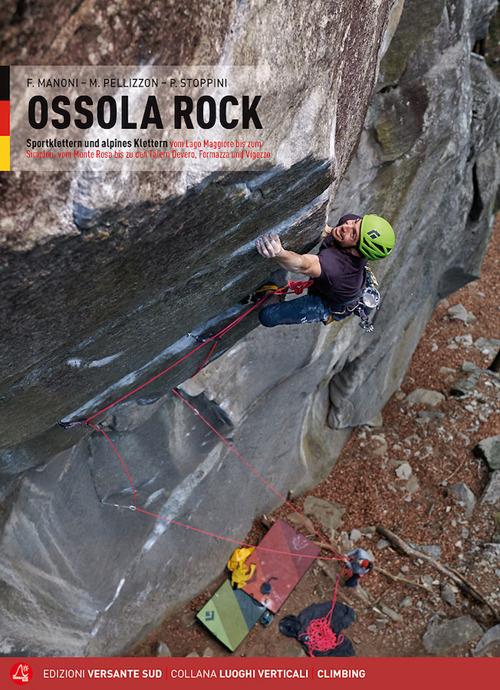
[395, 462, 413, 480]
[157, 642, 172, 657]
[421, 575, 434, 588]
[482, 471, 500, 507]
[481, 542, 500, 564]
[422, 616, 483, 655]
[474, 338, 500, 358]
[447, 304, 476, 323]
[371, 434, 388, 457]
[449, 483, 477, 518]
[454, 335, 474, 347]
[413, 544, 441, 560]
[440, 584, 457, 607]
[379, 603, 403, 623]
[303, 496, 345, 535]
[416, 410, 445, 424]
[450, 374, 480, 397]
[405, 476, 421, 494]
[474, 435, 500, 471]
[406, 389, 445, 407]
[473, 624, 500, 657]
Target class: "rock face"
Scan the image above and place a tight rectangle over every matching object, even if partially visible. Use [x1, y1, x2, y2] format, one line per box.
[473, 624, 500, 657]
[0, 0, 499, 657]
[0, 0, 394, 454]
[327, 0, 499, 429]
[422, 616, 483, 655]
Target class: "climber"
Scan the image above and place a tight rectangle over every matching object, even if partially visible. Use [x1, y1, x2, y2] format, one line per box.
[255, 214, 395, 328]
[343, 548, 374, 588]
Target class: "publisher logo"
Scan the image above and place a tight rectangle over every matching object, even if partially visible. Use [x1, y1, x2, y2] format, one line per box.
[10, 663, 33, 685]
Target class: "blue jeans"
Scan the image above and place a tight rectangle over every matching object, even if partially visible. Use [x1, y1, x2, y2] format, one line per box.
[259, 294, 335, 327]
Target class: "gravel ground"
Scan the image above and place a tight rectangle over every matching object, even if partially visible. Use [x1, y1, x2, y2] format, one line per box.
[132, 215, 499, 659]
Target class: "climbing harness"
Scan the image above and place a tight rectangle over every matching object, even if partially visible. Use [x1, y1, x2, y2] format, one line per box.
[256, 276, 382, 332]
[298, 576, 344, 656]
[324, 266, 381, 332]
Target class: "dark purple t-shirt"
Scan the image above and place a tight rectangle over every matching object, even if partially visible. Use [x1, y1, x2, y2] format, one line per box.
[310, 238, 367, 308]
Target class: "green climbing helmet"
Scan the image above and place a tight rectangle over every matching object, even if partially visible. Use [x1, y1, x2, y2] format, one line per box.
[359, 214, 395, 260]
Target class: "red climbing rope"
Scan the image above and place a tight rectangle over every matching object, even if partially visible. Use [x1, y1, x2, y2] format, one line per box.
[172, 386, 295, 507]
[134, 506, 323, 559]
[299, 575, 344, 655]
[285, 279, 314, 295]
[87, 421, 138, 506]
[79, 280, 348, 564]
[85, 294, 270, 424]
[171, 386, 347, 566]
[85, 281, 313, 423]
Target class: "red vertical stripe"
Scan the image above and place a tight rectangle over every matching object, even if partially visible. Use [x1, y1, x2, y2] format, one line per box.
[0, 100, 10, 136]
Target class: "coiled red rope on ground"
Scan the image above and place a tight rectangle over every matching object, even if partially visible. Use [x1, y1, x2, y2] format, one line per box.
[299, 576, 344, 655]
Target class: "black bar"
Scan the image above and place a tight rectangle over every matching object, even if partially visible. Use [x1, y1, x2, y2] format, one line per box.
[0, 66, 10, 101]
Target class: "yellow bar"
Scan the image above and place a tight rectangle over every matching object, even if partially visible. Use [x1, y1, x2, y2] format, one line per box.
[0, 135, 10, 171]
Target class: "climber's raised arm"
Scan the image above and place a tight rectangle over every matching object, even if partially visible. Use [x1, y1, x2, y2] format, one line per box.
[253, 214, 395, 330]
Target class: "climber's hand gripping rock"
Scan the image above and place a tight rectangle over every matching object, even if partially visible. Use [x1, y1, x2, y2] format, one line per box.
[256, 233, 284, 259]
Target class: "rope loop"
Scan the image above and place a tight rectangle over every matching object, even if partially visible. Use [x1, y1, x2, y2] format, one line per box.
[299, 575, 343, 656]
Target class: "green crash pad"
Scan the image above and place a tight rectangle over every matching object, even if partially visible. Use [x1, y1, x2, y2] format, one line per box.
[197, 579, 266, 651]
